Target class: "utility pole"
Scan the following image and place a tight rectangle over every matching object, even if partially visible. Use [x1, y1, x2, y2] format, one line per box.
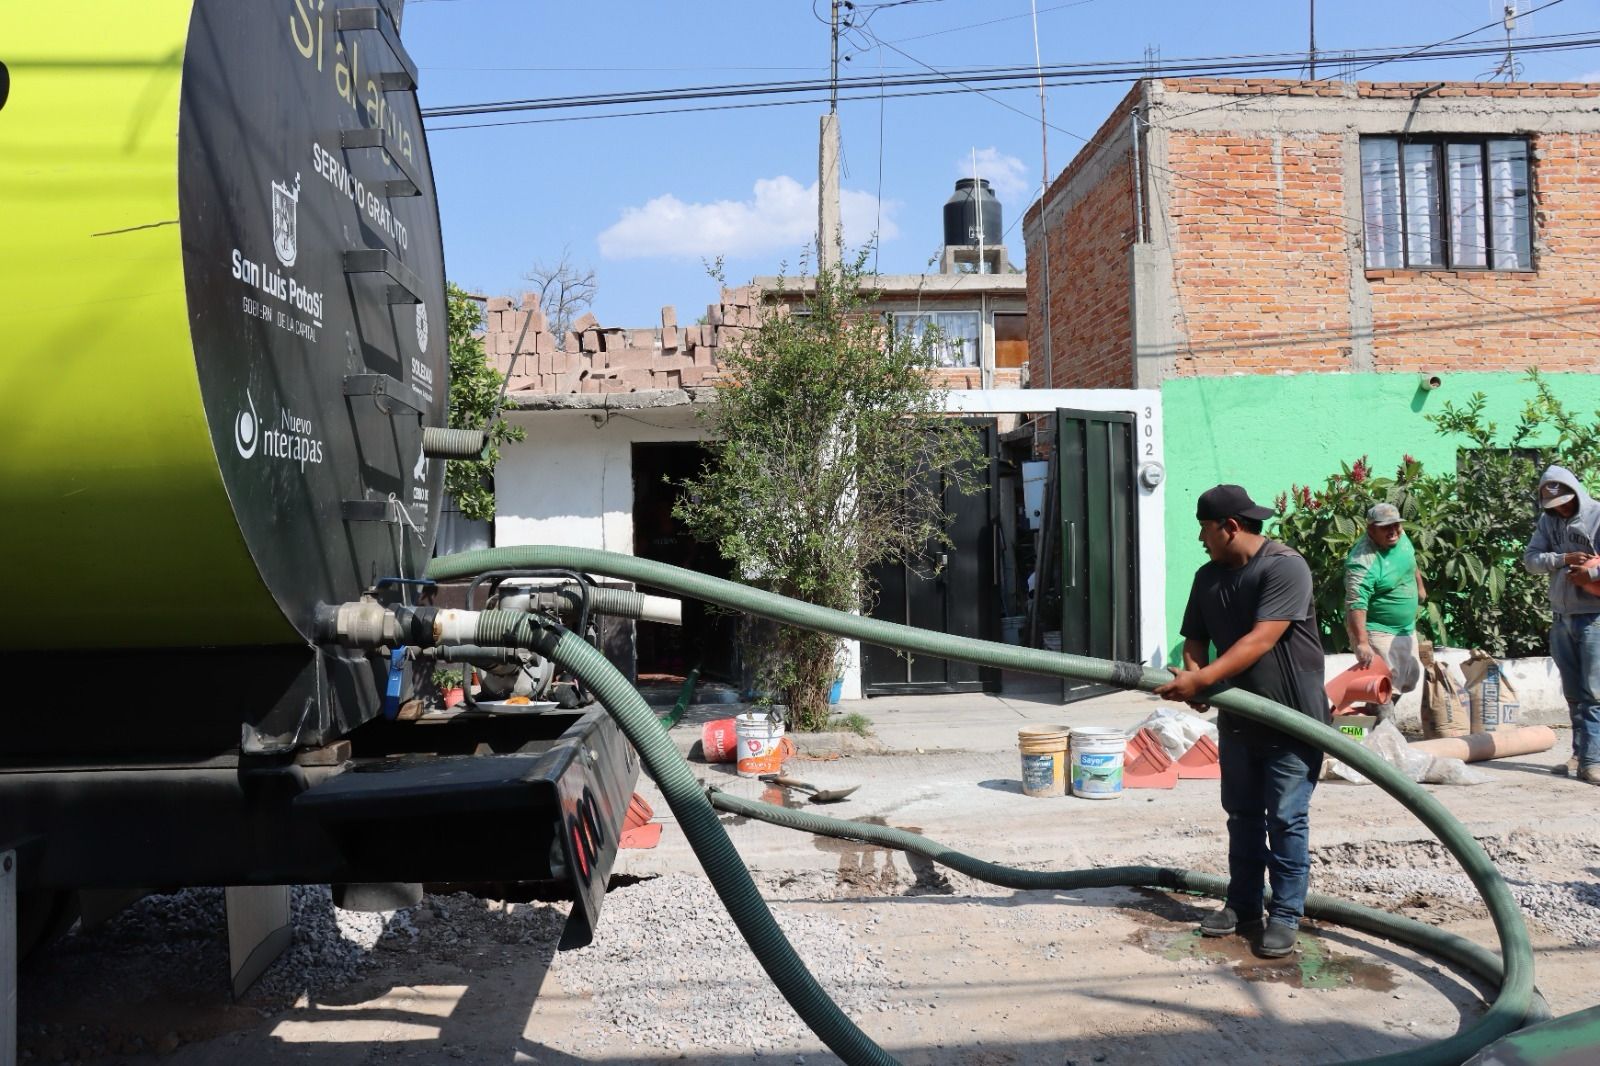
[818, 0, 842, 274]
[1308, 0, 1317, 81]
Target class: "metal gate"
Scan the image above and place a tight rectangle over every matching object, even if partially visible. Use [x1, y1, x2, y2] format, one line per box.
[862, 420, 998, 694]
[1056, 409, 1140, 703]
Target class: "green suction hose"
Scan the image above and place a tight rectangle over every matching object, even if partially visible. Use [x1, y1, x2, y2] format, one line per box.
[705, 788, 1548, 1023]
[427, 545, 1538, 1064]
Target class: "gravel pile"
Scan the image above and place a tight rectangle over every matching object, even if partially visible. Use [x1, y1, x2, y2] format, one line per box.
[1312, 831, 1600, 944]
[550, 872, 914, 1054]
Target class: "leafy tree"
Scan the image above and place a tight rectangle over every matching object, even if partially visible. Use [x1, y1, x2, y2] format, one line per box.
[523, 249, 597, 345]
[444, 282, 525, 522]
[674, 255, 985, 730]
[1272, 371, 1600, 658]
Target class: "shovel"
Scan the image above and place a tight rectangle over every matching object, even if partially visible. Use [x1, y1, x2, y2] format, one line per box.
[759, 774, 860, 804]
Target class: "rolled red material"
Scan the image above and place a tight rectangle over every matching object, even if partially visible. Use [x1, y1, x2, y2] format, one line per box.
[1409, 725, 1556, 764]
[1343, 675, 1392, 707]
[702, 718, 738, 763]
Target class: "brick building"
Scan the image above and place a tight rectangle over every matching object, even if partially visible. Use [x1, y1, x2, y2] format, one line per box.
[1023, 78, 1600, 650]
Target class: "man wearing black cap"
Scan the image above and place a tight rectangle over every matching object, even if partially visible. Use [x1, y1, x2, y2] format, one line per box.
[1524, 465, 1600, 782]
[1155, 484, 1330, 958]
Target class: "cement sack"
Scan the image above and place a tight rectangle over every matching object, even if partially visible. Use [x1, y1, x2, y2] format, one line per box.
[1139, 706, 1218, 760]
[1326, 720, 1491, 786]
[1419, 639, 1470, 739]
[1461, 649, 1520, 733]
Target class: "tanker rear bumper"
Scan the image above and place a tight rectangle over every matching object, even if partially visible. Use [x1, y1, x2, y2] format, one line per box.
[0, 708, 638, 948]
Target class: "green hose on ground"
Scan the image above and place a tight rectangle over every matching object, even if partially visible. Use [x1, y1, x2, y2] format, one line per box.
[428, 545, 1538, 1065]
[706, 787, 1548, 1024]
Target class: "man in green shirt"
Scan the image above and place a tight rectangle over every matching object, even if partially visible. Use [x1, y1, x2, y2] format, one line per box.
[1343, 502, 1427, 724]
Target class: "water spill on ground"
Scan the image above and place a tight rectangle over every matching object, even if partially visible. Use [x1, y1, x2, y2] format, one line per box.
[1121, 901, 1399, 992]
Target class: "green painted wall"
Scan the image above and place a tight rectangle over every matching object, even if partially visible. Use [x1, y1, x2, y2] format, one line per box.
[1159, 371, 1600, 660]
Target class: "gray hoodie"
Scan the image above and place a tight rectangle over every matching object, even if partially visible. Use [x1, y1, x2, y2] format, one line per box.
[1523, 464, 1600, 616]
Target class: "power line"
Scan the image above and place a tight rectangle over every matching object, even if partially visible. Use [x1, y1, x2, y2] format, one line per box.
[421, 32, 1600, 122]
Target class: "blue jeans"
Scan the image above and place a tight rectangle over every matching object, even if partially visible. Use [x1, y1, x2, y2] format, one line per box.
[1551, 613, 1600, 769]
[1219, 729, 1321, 929]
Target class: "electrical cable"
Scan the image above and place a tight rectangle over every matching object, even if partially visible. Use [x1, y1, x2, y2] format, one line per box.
[421, 33, 1600, 120]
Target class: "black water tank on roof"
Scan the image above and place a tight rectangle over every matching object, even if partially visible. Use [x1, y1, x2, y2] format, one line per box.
[943, 178, 1002, 247]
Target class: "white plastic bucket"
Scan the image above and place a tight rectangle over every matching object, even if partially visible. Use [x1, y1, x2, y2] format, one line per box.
[1070, 727, 1126, 799]
[735, 713, 786, 778]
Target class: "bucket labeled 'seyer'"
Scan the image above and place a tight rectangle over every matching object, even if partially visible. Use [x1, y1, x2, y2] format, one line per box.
[735, 712, 788, 778]
[1017, 726, 1071, 798]
[1070, 727, 1126, 799]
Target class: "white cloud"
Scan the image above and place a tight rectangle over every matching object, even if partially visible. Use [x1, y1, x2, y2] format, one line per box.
[597, 176, 898, 260]
[1576, 69, 1600, 82]
[958, 148, 1031, 204]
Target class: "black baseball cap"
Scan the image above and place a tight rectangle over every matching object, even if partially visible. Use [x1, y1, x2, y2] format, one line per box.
[1196, 484, 1274, 522]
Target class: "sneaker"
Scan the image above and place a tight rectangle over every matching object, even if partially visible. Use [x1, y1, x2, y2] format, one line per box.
[1200, 906, 1263, 938]
[1582, 765, 1600, 785]
[1257, 920, 1299, 958]
[1553, 757, 1576, 776]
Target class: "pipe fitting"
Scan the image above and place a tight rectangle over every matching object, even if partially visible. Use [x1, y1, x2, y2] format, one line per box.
[1418, 371, 1443, 391]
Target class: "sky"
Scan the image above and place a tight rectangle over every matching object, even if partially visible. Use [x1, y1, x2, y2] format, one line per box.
[406, 0, 1600, 327]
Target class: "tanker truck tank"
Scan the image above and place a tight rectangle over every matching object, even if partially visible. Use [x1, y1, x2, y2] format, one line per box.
[1, 0, 448, 753]
[0, 0, 643, 998]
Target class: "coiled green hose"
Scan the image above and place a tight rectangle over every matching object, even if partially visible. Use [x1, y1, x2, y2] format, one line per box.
[428, 545, 1538, 1065]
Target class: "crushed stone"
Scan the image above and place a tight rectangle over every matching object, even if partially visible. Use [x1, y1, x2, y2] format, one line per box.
[550, 872, 914, 1053]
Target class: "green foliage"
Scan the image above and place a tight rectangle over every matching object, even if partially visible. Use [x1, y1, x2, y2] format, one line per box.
[444, 282, 525, 522]
[674, 253, 985, 730]
[1272, 371, 1600, 658]
[1269, 455, 1425, 652]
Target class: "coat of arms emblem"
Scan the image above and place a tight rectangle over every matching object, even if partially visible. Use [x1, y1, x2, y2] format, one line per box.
[271, 173, 301, 268]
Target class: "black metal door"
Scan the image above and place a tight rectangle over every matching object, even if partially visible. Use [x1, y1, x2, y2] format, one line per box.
[1056, 409, 1140, 703]
[862, 420, 998, 694]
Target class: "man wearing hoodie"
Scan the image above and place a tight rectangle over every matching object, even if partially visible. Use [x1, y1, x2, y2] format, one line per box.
[1523, 466, 1600, 782]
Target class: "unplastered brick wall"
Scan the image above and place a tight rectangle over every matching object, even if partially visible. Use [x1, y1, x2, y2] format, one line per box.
[481, 287, 759, 396]
[1153, 80, 1600, 376]
[1364, 130, 1600, 373]
[1162, 131, 1350, 375]
[1023, 83, 1141, 389]
[1028, 78, 1600, 384]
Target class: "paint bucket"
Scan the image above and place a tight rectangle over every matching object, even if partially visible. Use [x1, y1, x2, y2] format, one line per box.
[1001, 615, 1026, 645]
[1070, 727, 1127, 799]
[735, 712, 788, 778]
[702, 718, 738, 763]
[1017, 725, 1072, 798]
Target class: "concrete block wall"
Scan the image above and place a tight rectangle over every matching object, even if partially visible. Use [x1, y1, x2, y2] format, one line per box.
[481, 287, 758, 396]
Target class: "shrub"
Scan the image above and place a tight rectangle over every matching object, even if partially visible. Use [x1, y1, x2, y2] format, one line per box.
[1272, 371, 1600, 658]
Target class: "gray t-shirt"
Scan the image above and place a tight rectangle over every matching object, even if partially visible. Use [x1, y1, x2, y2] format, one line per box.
[1180, 539, 1331, 738]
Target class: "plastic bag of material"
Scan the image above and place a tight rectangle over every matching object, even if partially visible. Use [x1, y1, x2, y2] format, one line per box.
[1138, 706, 1219, 760]
[1326, 719, 1491, 786]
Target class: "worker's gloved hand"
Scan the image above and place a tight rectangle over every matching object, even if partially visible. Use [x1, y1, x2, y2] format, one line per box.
[1354, 642, 1374, 668]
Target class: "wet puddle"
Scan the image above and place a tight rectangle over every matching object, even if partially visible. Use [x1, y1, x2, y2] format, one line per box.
[1123, 902, 1398, 992]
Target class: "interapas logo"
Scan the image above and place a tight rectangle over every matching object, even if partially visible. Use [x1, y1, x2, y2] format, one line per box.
[235, 389, 260, 458]
[271, 172, 301, 268]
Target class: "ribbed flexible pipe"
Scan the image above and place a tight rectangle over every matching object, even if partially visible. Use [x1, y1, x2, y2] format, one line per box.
[427, 545, 1537, 1065]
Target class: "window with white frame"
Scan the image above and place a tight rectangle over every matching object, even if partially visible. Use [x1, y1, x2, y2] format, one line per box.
[891, 311, 981, 368]
[1360, 136, 1532, 271]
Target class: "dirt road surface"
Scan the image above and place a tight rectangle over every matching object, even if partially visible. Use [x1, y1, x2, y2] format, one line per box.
[16, 688, 1600, 1065]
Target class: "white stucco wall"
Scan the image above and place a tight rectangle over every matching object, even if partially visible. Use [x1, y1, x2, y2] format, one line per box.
[494, 406, 703, 554]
